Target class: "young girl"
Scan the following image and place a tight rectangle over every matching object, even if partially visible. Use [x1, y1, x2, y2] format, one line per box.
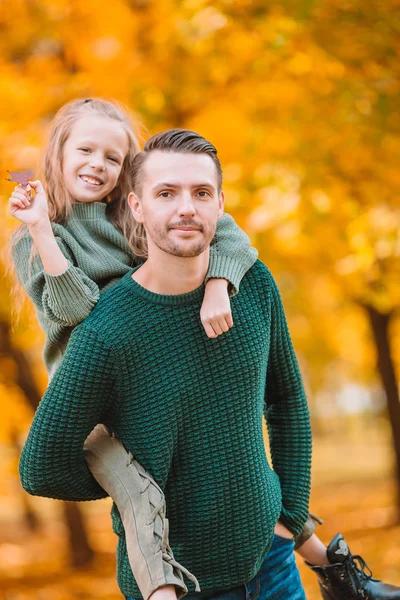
[11, 99, 396, 600]
[9, 98, 258, 600]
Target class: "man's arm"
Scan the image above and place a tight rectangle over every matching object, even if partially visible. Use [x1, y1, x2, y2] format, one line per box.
[264, 270, 312, 537]
[19, 325, 117, 501]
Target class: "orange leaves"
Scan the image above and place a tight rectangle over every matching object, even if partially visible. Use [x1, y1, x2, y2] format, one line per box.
[0, 0, 399, 401]
[188, 104, 250, 163]
[0, 380, 33, 445]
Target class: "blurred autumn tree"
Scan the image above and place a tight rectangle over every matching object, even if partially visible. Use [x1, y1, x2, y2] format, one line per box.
[0, 0, 399, 542]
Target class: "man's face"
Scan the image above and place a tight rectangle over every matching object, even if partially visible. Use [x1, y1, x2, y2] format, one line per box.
[129, 151, 224, 258]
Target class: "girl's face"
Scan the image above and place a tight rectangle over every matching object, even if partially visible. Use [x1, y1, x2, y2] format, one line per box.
[62, 115, 130, 203]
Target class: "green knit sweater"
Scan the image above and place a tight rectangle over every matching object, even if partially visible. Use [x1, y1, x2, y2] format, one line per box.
[19, 261, 312, 599]
[12, 202, 257, 377]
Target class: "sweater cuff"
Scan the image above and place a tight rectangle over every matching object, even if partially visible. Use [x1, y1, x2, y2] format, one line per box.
[206, 256, 250, 297]
[43, 261, 100, 311]
[279, 506, 309, 538]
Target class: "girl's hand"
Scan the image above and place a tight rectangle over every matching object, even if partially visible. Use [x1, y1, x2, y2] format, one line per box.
[200, 278, 233, 338]
[8, 180, 50, 227]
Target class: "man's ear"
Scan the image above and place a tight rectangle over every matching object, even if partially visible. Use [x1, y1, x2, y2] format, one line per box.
[128, 192, 144, 223]
[217, 190, 225, 220]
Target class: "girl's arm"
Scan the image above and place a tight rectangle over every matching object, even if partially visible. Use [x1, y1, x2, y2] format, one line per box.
[200, 213, 258, 338]
[207, 213, 258, 296]
[10, 181, 68, 274]
[10, 182, 100, 326]
[28, 218, 69, 276]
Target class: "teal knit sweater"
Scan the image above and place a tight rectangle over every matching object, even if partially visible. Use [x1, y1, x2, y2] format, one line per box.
[12, 202, 257, 377]
[19, 261, 312, 599]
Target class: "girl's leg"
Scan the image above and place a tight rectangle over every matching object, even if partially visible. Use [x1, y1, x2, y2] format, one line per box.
[294, 513, 329, 565]
[296, 534, 329, 565]
[297, 515, 400, 600]
[84, 424, 200, 600]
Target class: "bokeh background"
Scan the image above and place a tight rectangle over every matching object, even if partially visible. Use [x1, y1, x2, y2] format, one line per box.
[1, 1, 400, 598]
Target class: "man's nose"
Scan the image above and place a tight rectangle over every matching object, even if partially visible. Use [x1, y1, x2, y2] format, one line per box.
[177, 192, 196, 216]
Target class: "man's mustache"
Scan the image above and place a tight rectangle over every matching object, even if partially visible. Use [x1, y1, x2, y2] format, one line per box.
[168, 220, 204, 231]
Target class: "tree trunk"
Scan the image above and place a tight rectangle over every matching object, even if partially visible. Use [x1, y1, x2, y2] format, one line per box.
[363, 305, 400, 518]
[63, 502, 95, 566]
[0, 319, 95, 566]
[0, 321, 42, 410]
[10, 428, 40, 532]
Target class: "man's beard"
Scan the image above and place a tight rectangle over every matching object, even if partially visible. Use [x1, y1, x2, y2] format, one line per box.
[146, 219, 216, 258]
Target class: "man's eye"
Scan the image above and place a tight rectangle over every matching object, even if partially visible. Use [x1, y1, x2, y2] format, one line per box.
[160, 191, 172, 198]
[197, 190, 210, 198]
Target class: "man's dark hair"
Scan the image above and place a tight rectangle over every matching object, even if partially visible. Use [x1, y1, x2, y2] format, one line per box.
[131, 129, 223, 194]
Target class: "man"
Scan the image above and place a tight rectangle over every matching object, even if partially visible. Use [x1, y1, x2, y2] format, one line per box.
[19, 128, 311, 599]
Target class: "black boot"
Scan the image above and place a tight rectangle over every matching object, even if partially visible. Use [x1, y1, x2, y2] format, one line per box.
[307, 533, 400, 599]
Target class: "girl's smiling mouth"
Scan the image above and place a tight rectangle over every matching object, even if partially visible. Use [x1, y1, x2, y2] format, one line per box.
[79, 174, 104, 186]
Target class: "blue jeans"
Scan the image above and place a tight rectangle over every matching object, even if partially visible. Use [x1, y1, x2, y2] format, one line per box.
[126, 534, 306, 600]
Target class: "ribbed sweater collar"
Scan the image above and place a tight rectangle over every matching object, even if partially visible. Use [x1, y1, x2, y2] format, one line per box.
[69, 201, 108, 221]
[122, 267, 205, 306]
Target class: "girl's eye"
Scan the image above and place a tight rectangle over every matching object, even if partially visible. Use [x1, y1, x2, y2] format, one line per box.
[108, 156, 119, 163]
[79, 148, 90, 153]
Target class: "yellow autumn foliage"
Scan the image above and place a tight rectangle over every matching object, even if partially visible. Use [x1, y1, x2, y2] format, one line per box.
[0, 0, 398, 418]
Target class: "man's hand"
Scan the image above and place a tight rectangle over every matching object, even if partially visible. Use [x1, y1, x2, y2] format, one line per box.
[274, 521, 294, 539]
[200, 278, 233, 338]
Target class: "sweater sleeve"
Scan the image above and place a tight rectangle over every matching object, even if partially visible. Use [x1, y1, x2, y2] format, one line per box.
[19, 324, 116, 501]
[12, 230, 100, 327]
[263, 271, 312, 536]
[207, 213, 258, 296]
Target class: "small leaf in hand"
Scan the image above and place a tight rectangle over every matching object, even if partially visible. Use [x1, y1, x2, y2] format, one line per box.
[6, 170, 35, 186]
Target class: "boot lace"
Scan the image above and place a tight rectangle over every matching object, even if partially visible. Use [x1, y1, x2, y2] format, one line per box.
[346, 554, 373, 598]
[127, 452, 200, 592]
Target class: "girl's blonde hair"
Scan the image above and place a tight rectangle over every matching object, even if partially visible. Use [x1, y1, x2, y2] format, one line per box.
[43, 97, 143, 251]
[9, 98, 145, 321]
